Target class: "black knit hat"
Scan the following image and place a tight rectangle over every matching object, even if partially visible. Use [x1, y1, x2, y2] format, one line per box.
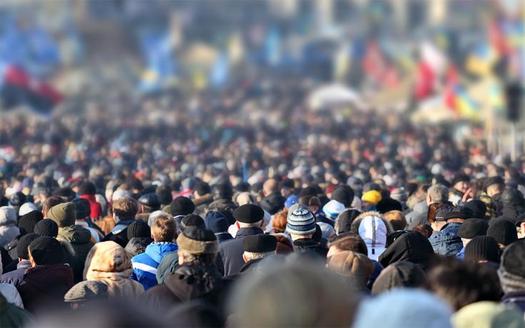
[500, 239, 525, 278]
[18, 211, 43, 235]
[462, 200, 486, 219]
[233, 204, 264, 223]
[487, 218, 518, 246]
[464, 236, 500, 263]
[458, 219, 489, 239]
[181, 214, 206, 229]
[127, 220, 151, 240]
[29, 236, 65, 265]
[168, 197, 195, 216]
[34, 219, 59, 237]
[243, 234, 277, 253]
[17, 233, 39, 259]
[332, 185, 355, 208]
[72, 198, 91, 220]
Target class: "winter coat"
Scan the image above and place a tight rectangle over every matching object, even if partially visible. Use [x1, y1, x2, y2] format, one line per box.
[0, 207, 19, 248]
[84, 241, 144, 298]
[125, 237, 152, 257]
[378, 232, 435, 271]
[215, 232, 233, 243]
[0, 283, 24, 308]
[146, 262, 227, 312]
[156, 252, 178, 285]
[102, 219, 134, 248]
[429, 222, 463, 256]
[0, 293, 31, 328]
[131, 242, 178, 290]
[17, 264, 74, 313]
[502, 291, 525, 314]
[57, 225, 94, 283]
[217, 227, 263, 277]
[79, 194, 102, 220]
[0, 260, 31, 286]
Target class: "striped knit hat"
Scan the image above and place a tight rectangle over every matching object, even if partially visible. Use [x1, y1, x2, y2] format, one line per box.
[286, 207, 317, 235]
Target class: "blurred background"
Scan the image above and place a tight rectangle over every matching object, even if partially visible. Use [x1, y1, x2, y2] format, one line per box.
[0, 0, 523, 157]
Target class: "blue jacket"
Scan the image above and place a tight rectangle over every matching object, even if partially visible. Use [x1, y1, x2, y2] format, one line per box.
[131, 242, 178, 290]
[429, 223, 463, 256]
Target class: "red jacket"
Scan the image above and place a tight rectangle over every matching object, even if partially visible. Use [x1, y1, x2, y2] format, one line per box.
[79, 194, 102, 220]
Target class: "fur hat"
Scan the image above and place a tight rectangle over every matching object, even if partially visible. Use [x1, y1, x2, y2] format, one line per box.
[176, 227, 218, 255]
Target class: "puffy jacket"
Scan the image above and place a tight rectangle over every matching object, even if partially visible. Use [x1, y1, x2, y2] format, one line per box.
[131, 242, 178, 290]
[57, 225, 94, 283]
[428, 223, 463, 256]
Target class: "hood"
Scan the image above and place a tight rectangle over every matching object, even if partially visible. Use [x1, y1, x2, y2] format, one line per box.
[352, 211, 392, 261]
[164, 263, 222, 302]
[58, 225, 92, 244]
[144, 242, 178, 263]
[371, 261, 426, 295]
[378, 232, 435, 269]
[84, 241, 132, 278]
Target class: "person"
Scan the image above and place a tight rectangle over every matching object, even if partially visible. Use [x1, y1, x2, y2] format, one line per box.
[0, 280, 24, 308]
[78, 181, 102, 221]
[64, 281, 109, 310]
[456, 218, 489, 258]
[0, 293, 31, 327]
[382, 210, 407, 231]
[429, 206, 466, 256]
[378, 231, 435, 271]
[327, 250, 374, 291]
[334, 209, 361, 235]
[218, 204, 265, 277]
[240, 234, 277, 274]
[229, 259, 357, 328]
[487, 218, 518, 250]
[33, 219, 59, 237]
[47, 202, 93, 283]
[371, 261, 426, 294]
[204, 211, 233, 243]
[479, 176, 504, 219]
[136, 193, 161, 222]
[361, 190, 382, 211]
[426, 258, 502, 311]
[463, 236, 500, 265]
[102, 197, 138, 247]
[449, 174, 470, 206]
[452, 301, 525, 328]
[286, 207, 327, 258]
[124, 220, 152, 256]
[17, 208, 43, 236]
[193, 182, 214, 216]
[146, 226, 226, 312]
[83, 241, 144, 298]
[0, 207, 19, 248]
[498, 239, 525, 313]
[259, 179, 286, 216]
[131, 214, 178, 290]
[0, 233, 39, 286]
[17, 236, 74, 313]
[72, 198, 103, 242]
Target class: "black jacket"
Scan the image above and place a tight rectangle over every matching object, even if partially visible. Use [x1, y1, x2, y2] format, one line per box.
[217, 227, 263, 277]
[378, 232, 435, 271]
[102, 219, 134, 248]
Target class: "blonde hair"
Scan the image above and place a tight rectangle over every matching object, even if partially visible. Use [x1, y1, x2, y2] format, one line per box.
[151, 214, 176, 242]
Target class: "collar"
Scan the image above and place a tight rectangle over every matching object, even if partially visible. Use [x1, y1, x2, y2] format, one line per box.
[235, 227, 263, 238]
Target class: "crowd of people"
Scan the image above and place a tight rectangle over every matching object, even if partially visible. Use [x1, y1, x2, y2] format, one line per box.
[0, 77, 525, 327]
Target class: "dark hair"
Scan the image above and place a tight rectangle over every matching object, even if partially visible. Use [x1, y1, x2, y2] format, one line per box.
[426, 258, 502, 311]
[78, 181, 97, 195]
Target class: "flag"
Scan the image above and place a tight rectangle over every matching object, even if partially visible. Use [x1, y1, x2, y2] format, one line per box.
[139, 31, 176, 93]
[466, 42, 498, 77]
[210, 52, 230, 88]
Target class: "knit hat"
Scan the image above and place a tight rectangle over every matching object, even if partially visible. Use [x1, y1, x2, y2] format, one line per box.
[16, 233, 39, 259]
[127, 220, 151, 240]
[332, 185, 355, 208]
[72, 198, 91, 220]
[204, 211, 229, 233]
[64, 281, 109, 303]
[168, 197, 195, 216]
[33, 219, 59, 237]
[464, 236, 500, 263]
[335, 209, 361, 235]
[233, 204, 264, 224]
[18, 202, 38, 216]
[18, 210, 43, 235]
[176, 226, 218, 255]
[361, 190, 382, 205]
[498, 239, 525, 293]
[458, 219, 489, 239]
[46, 202, 76, 227]
[487, 218, 518, 246]
[371, 261, 426, 295]
[181, 214, 206, 229]
[453, 301, 525, 328]
[29, 236, 65, 265]
[0, 206, 16, 225]
[462, 200, 486, 219]
[353, 289, 453, 328]
[286, 207, 317, 235]
[322, 200, 346, 221]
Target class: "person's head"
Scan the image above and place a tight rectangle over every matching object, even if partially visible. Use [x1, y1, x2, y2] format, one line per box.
[426, 184, 449, 205]
[383, 210, 407, 231]
[453, 301, 525, 328]
[452, 174, 470, 194]
[233, 204, 264, 228]
[64, 281, 109, 310]
[47, 202, 76, 228]
[332, 185, 355, 208]
[371, 261, 426, 294]
[271, 208, 288, 233]
[350, 211, 392, 261]
[34, 219, 59, 237]
[279, 179, 295, 198]
[176, 226, 218, 265]
[229, 259, 357, 327]
[155, 185, 173, 207]
[431, 203, 454, 231]
[378, 231, 435, 270]
[426, 258, 502, 311]
[464, 236, 500, 264]
[327, 232, 368, 259]
[194, 182, 212, 199]
[84, 241, 132, 279]
[327, 250, 374, 289]
[112, 197, 138, 222]
[137, 193, 160, 213]
[361, 190, 382, 210]
[151, 214, 177, 242]
[334, 209, 361, 235]
[498, 239, 525, 294]
[286, 207, 317, 241]
[18, 210, 43, 235]
[242, 234, 277, 263]
[180, 214, 206, 230]
[484, 176, 505, 197]
[126, 220, 151, 240]
[262, 179, 278, 197]
[42, 196, 65, 218]
[28, 236, 65, 266]
[17, 233, 39, 261]
[487, 218, 518, 249]
[72, 198, 91, 221]
[516, 216, 525, 239]
[458, 218, 489, 247]
[322, 200, 346, 222]
[78, 181, 97, 196]
[168, 196, 195, 217]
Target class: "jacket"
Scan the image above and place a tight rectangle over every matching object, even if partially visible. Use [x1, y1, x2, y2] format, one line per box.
[57, 225, 94, 283]
[79, 194, 102, 220]
[0, 293, 31, 328]
[84, 241, 144, 298]
[378, 232, 435, 271]
[429, 222, 463, 256]
[0, 283, 24, 308]
[102, 219, 134, 248]
[146, 262, 227, 312]
[131, 242, 178, 290]
[125, 237, 152, 257]
[0, 260, 31, 286]
[156, 251, 178, 285]
[218, 227, 263, 277]
[17, 264, 74, 313]
[502, 291, 525, 314]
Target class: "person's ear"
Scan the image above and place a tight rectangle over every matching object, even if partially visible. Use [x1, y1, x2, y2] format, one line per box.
[28, 249, 36, 267]
[242, 253, 248, 263]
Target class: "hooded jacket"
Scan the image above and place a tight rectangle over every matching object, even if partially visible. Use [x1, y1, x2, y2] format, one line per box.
[17, 264, 74, 313]
[378, 232, 435, 271]
[131, 242, 178, 290]
[351, 211, 394, 261]
[0, 207, 20, 248]
[57, 225, 94, 283]
[84, 241, 144, 298]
